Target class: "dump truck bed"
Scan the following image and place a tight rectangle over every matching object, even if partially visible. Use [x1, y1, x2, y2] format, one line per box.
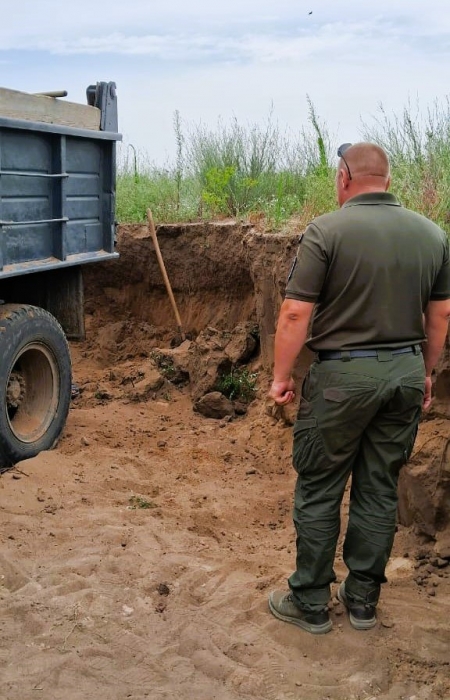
[0, 83, 121, 279]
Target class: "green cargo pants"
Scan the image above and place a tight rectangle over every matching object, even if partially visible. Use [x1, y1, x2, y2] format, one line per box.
[288, 350, 425, 613]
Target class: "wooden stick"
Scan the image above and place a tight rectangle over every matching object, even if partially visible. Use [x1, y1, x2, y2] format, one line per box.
[33, 91, 68, 98]
[146, 209, 185, 341]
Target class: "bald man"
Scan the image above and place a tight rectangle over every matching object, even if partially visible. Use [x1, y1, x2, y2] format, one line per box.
[268, 142, 450, 635]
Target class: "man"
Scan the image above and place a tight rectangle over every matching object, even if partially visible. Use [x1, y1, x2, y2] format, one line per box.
[268, 142, 450, 635]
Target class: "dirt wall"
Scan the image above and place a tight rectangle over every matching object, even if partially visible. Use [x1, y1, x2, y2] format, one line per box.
[83, 221, 313, 373]
[84, 222, 255, 340]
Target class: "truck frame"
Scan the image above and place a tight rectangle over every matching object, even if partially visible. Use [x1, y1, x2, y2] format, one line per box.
[0, 81, 121, 467]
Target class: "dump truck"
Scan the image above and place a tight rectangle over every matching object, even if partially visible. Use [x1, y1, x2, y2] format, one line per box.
[0, 81, 121, 467]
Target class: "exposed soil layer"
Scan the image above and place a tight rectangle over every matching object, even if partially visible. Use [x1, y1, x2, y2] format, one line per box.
[1, 223, 449, 700]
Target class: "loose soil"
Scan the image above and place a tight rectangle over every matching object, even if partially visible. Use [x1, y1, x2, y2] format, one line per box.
[0, 225, 449, 700]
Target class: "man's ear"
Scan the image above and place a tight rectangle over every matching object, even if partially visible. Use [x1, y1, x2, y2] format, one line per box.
[340, 168, 350, 189]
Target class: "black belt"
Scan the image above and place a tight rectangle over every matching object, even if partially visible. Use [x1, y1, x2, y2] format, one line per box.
[318, 345, 421, 361]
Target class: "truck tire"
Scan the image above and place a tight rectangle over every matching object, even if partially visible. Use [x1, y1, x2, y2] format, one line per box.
[0, 304, 72, 468]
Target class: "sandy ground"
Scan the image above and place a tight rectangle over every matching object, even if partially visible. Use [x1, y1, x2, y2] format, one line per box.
[0, 340, 449, 700]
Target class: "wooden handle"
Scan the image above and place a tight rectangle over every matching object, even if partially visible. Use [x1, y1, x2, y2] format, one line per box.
[146, 209, 185, 339]
[33, 91, 68, 98]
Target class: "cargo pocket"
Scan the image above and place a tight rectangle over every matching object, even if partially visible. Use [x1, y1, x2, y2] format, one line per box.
[292, 416, 325, 475]
[399, 372, 424, 465]
[403, 422, 419, 465]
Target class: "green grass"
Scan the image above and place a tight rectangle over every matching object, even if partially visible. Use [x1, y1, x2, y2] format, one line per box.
[117, 98, 450, 233]
[128, 495, 157, 510]
[216, 368, 258, 403]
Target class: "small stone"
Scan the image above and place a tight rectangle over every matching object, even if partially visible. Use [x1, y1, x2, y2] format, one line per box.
[416, 550, 428, 561]
[436, 558, 448, 569]
[122, 605, 134, 616]
[246, 468, 258, 475]
[255, 580, 269, 591]
[194, 392, 235, 420]
[426, 587, 436, 597]
[234, 401, 248, 416]
[81, 436, 90, 446]
[157, 440, 167, 448]
[434, 537, 450, 560]
[381, 620, 395, 628]
[157, 583, 170, 596]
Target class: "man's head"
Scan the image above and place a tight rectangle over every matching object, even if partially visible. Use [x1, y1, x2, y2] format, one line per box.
[336, 142, 391, 207]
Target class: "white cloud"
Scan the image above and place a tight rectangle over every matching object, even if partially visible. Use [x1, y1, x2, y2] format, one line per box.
[1, 0, 450, 165]
[2, 0, 450, 50]
[1, 18, 441, 64]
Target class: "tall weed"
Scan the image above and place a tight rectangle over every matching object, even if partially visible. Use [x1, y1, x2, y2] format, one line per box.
[116, 97, 450, 234]
[362, 99, 450, 230]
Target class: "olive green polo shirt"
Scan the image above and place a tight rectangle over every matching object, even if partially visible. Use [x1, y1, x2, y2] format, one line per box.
[285, 192, 450, 351]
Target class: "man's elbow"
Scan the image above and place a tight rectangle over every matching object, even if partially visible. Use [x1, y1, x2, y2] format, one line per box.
[425, 299, 450, 323]
[280, 299, 315, 323]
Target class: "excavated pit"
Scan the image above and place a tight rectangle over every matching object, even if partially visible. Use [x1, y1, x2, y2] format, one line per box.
[84, 221, 450, 543]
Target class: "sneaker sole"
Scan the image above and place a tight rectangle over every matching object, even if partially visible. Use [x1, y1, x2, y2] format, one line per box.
[268, 597, 332, 635]
[337, 586, 377, 631]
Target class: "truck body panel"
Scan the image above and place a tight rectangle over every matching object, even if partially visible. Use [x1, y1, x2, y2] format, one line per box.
[0, 83, 121, 279]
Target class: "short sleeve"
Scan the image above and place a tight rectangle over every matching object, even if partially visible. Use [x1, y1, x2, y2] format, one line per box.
[285, 223, 329, 301]
[430, 236, 450, 300]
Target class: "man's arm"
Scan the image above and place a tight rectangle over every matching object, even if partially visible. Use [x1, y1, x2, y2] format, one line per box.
[269, 299, 315, 405]
[422, 299, 450, 410]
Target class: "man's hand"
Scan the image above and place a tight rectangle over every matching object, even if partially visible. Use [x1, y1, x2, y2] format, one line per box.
[423, 376, 433, 411]
[269, 378, 296, 405]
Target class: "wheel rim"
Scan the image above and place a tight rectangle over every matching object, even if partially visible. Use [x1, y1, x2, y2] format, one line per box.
[6, 342, 60, 444]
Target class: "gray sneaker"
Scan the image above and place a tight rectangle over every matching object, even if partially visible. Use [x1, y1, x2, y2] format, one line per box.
[337, 582, 377, 630]
[268, 590, 332, 635]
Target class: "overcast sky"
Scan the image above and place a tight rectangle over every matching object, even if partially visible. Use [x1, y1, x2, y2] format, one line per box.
[2, 0, 450, 165]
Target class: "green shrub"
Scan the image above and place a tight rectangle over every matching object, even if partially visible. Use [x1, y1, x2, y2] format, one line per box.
[150, 351, 177, 380]
[128, 495, 156, 510]
[216, 368, 258, 403]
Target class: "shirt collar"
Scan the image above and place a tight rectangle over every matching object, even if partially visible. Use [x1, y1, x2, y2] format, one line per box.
[342, 192, 401, 208]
